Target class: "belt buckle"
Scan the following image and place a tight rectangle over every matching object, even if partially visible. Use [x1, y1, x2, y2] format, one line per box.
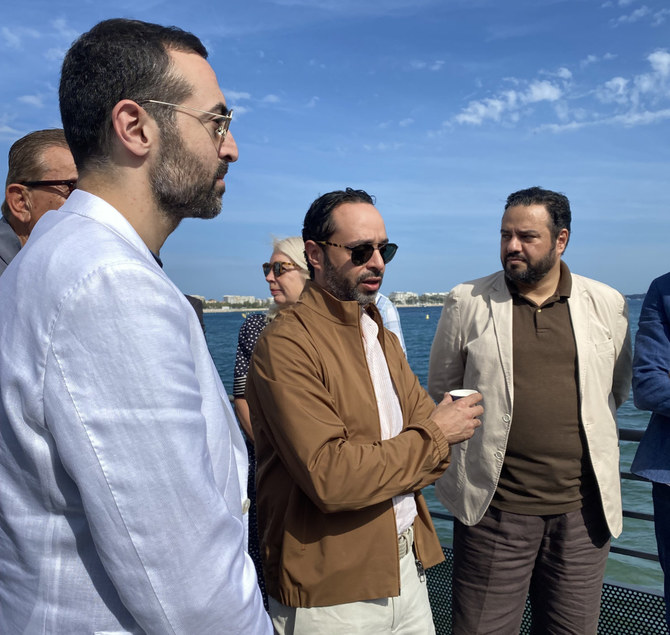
[398, 526, 412, 559]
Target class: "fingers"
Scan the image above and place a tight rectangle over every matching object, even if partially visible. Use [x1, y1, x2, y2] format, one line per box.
[430, 391, 484, 445]
[460, 391, 483, 406]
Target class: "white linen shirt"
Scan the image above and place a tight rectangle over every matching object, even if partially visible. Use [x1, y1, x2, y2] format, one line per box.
[0, 190, 271, 634]
[375, 292, 407, 355]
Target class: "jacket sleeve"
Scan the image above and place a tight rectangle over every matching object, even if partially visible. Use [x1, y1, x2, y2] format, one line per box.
[247, 326, 450, 514]
[45, 263, 270, 635]
[428, 288, 466, 403]
[633, 278, 670, 417]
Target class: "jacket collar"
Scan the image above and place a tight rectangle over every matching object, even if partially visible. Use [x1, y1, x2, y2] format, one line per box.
[298, 280, 385, 330]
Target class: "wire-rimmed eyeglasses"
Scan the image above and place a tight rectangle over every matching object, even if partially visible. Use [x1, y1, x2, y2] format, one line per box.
[19, 180, 77, 198]
[141, 99, 233, 150]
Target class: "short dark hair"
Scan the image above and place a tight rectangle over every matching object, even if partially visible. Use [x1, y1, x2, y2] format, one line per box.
[59, 18, 208, 175]
[2, 129, 69, 220]
[505, 186, 571, 245]
[302, 188, 375, 278]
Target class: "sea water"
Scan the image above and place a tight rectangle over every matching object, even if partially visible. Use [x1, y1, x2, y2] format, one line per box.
[204, 296, 663, 593]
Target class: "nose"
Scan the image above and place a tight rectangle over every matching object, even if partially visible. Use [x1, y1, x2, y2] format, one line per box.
[265, 269, 275, 283]
[506, 235, 521, 253]
[220, 130, 239, 163]
[368, 247, 386, 272]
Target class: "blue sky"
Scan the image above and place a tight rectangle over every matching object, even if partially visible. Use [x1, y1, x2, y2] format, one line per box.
[1, 0, 669, 298]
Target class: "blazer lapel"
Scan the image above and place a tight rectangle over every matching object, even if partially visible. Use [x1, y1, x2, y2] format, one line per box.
[567, 278, 589, 399]
[490, 274, 514, 404]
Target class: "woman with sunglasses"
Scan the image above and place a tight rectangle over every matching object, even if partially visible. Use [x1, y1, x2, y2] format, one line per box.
[232, 235, 309, 605]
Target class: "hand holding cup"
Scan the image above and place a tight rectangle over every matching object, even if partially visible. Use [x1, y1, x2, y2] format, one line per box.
[430, 390, 483, 445]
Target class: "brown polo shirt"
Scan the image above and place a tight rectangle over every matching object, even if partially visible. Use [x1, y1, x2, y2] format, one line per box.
[492, 262, 597, 515]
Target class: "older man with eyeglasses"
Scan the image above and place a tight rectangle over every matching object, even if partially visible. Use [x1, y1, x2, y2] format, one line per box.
[246, 188, 483, 634]
[0, 128, 77, 276]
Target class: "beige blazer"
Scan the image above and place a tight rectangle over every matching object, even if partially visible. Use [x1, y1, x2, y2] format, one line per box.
[428, 269, 632, 537]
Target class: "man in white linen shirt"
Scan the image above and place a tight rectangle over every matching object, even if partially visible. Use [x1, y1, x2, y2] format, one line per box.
[0, 18, 271, 635]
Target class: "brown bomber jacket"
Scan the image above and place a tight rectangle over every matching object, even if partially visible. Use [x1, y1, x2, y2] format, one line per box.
[246, 281, 450, 608]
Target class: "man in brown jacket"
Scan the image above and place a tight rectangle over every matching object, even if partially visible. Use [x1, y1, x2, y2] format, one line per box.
[246, 188, 483, 634]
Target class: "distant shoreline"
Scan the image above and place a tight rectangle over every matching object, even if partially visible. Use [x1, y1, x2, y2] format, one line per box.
[203, 307, 267, 313]
[203, 294, 644, 314]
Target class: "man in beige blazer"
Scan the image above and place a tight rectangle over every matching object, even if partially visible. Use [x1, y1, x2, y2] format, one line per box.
[428, 186, 632, 635]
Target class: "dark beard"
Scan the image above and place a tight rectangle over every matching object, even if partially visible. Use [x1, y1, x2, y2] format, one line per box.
[150, 124, 225, 222]
[503, 245, 556, 285]
[322, 251, 381, 306]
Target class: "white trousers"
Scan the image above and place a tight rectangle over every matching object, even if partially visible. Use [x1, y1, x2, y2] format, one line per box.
[269, 527, 435, 634]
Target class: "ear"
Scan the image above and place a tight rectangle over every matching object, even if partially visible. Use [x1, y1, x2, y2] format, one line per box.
[110, 99, 154, 160]
[304, 240, 323, 272]
[556, 228, 569, 256]
[5, 184, 32, 224]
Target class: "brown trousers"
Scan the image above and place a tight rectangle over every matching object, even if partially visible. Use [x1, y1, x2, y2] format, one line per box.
[452, 504, 610, 635]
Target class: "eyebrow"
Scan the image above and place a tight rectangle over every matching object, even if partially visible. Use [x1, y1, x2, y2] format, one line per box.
[346, 238, 390, 247]
[208, 102, 230, 117]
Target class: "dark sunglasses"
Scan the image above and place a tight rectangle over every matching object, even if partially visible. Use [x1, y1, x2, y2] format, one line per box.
[19, 180, 78, 196]
[262, 261, 298, 277]
[316, 241, 398, 266]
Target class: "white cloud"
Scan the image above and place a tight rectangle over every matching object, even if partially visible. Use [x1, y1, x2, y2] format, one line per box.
[628, 50, 670, 104]
[225, 90, 252, 101]
[596, 77, 630, 104]
[399, 118, 414, 127]
[51, 18, 79, 42]
[0, 124, 23, 139]
[581, 54, 598, 68]
[525, 80, 562, 103]
[363, 141, 403, 152]
[408, 59, 444, 72]
[45, 47, 67, 63]
[1, 26, 40, 49]
[1, 27, 21, 49]
[539, 49, 670, 132]
[652, 8, 670, 26]
[453, 47, 670, 132]
[306, 96, 319, 108]
[18, 94, 44, 108]
[539, 107, 670, 133]
[453, 78, 562, 125]
[648, 49, 670, 77]
[612, 108, 670, 125]
[455, 97, 507, 125]
[554, 101, 570, 122]
[262, 94, 281, 103]
[612, 5, 651, 26]
[231, 105, 249, 116]
[580, 53, 616, 68]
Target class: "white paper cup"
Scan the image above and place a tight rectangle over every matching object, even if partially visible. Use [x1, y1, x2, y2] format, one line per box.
[449, 389, 478, 400]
